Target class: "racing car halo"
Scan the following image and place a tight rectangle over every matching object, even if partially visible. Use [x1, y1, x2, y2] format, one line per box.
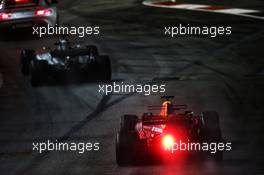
[20, 37, 111, 86]
[116, 96, 223, 165]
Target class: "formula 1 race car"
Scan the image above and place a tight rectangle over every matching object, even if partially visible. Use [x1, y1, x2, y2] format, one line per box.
[20, 37, 111, 86]
[116, 96, 223, 166]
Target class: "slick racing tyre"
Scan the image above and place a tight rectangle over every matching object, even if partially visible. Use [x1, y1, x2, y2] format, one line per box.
[116, 115, 139, 166]
[116, 132, 130, 166]
[116, 131, 139, 166]
[30, 60, 48, 86]
[97, 56, 111, 81]
[120, 115, 138, 132]
[202, 111, 223, 161]
[20, 49, 35, 76]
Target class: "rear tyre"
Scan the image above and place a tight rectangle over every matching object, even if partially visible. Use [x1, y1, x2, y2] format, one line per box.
[120, 115, 138, 131]
[116, 132, 129, 166]
[202, 111, 223, 161]
[116, 115, 138, 166]
[21, 49, 35, 76]
[97, 56, 111, 81]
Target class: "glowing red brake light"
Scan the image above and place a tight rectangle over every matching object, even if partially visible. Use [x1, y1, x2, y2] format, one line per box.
[35, 9, 52, 16]
[0, 13, 10, 20]
[162, 135, 175, 150]
[36, 10, 45, 15]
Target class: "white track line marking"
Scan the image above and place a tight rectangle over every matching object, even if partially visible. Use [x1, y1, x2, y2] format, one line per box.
[168, 4, 209, 9]
[142, 1, 264, 20]
[214, 8, 259, 14]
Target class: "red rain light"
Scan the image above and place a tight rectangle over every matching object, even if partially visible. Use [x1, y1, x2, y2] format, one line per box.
[162, 135, 175, 150]
[0, 13, 9, 20]
[35, 9, 52, 16]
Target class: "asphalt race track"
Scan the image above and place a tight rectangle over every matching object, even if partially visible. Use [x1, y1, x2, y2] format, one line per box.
[0, 0, 264, 175]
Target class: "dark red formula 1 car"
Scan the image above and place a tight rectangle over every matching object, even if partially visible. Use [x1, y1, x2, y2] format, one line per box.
[115, 96, 223, 166]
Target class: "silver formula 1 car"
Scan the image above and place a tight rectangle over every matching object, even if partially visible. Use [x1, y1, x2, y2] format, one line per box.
[0, 0, 58, 29]
[20, 37, 111, 86]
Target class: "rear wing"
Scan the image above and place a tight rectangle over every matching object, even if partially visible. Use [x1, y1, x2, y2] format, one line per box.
[142, 115, 167, 125]
[148, 105, 188, 111]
